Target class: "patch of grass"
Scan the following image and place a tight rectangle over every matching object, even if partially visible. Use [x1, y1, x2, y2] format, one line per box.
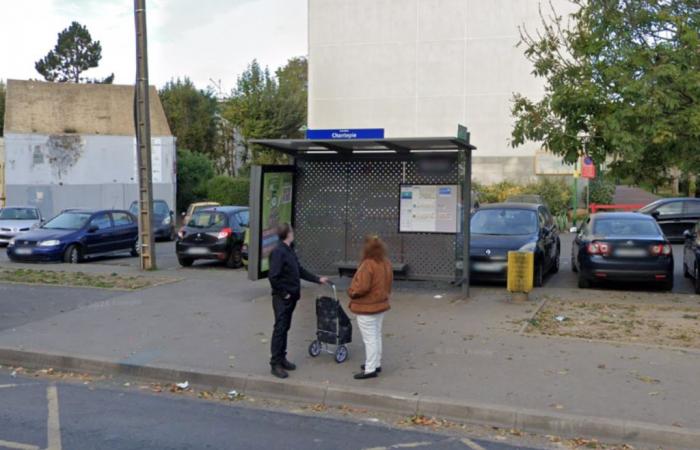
[0, 268, 170, 290]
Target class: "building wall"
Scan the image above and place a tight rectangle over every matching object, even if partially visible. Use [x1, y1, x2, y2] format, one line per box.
[308, 0, 576, 183]
[3, 133, 176, 218]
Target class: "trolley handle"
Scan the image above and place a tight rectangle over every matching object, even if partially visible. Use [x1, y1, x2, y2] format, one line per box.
[325, 280, 338, 301]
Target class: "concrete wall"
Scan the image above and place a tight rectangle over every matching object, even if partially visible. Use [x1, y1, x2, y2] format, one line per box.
[308, 0, 576, 183]
[3, 133, 176, 218]
[0, 137, 5, 207]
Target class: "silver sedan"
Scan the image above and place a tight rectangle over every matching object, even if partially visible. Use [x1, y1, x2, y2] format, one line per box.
[0, 206, 43, 245]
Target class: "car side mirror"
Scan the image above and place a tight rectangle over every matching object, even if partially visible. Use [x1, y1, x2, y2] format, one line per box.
[651, 211, 661, 219]
[88, 225, 99, 233]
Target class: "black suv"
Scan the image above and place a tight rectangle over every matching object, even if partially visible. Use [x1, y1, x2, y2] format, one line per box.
[639, 198, 700, 242]
[175, 206, 249, 268]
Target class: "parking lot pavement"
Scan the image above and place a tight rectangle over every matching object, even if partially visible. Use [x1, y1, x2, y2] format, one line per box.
[0, 372, 542, 450]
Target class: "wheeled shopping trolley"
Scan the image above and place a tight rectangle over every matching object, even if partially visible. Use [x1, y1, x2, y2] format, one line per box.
[308, 284, 352, 363]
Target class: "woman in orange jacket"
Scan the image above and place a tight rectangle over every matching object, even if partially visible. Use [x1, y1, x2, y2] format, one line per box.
[347, 235, 393, 379]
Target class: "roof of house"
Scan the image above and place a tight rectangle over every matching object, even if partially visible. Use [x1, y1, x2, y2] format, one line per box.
[4, 79, 172, 136]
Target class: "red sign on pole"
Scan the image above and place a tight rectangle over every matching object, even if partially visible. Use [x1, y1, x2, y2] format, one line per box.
[581, 156, 596, 179]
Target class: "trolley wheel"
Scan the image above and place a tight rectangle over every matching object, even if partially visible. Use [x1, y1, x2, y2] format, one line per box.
[308, 340, 321, 357]
[334, 345, 348, 363]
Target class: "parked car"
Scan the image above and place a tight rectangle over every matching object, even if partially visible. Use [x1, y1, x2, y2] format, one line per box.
[129, 199, 176, 241]
[0, 206, 43, 246]
[175, 206, 249, 268]
[469, 203, 560, 287]
[6, 209, 138, 263]
[683, 222, 700, 294]
[571, 212, 673, 290]
[505, 194, 544, 205]
[182, 201, 221, 226]
[638, 198, 700, 242]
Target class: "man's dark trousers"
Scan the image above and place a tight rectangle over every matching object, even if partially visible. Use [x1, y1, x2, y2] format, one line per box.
[270, 292, 300, 366]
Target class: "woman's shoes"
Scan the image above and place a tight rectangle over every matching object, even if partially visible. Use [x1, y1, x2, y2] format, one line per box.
[361, 364, 381, 373]
[354, 371, 378, 380]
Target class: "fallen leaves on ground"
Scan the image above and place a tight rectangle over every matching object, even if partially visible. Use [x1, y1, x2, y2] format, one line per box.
[0, 268, 172, 290]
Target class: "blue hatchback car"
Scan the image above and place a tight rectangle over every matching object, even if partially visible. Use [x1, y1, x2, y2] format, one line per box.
[6, 209, 138, 263]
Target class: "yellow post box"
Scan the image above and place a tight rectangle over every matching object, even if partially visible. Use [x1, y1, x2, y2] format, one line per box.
[507, 251, 534, 296]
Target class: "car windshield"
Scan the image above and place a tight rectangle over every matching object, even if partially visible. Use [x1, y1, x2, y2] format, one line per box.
[154, 202, 170, 216]
[42, 212, 92, 230]
[471, 209, 538, 236]
[188, 212, 226, 229]
[593, 218, 660, 237]
[129, 202, 170, 216]
[0, 208, 39, 220]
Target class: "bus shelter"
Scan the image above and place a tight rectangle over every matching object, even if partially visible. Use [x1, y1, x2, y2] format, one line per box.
[247, 134, 476, 296]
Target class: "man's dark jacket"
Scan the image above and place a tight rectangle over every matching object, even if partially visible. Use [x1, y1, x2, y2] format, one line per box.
[268, 242, 320, 297]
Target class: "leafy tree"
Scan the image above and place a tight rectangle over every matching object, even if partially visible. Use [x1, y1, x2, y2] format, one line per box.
[35, 21, 113, 83]
[159, 78, 219, 157]
[223, 57, 308, 166]
[0, 80, 5, 136]
[176, 148, 215, 212]
[511, 0, 700, 188]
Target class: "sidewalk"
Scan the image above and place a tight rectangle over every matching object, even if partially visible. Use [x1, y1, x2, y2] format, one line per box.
[1, 272, 699, 443]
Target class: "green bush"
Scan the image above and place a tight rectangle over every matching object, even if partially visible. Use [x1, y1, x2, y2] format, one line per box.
[176, 148, 215, 212]
[206, 176, 250, 206]
[589, 178, 615, 205]
[521, 178, 572, 216]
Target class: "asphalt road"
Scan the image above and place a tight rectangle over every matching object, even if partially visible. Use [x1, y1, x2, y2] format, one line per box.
[0, 234, 695, 294]
[0, 373, 540, 450]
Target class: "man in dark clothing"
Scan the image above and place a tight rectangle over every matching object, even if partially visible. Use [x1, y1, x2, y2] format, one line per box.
[268, 223, 328, 379]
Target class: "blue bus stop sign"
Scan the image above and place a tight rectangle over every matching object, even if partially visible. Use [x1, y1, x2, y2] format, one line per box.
[305, 128, 385, 140]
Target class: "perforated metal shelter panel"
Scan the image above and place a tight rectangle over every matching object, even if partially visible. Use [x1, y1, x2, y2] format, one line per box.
[295, 158, 458, 281]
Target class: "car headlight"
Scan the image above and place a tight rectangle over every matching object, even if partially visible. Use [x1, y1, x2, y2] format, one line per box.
[518, 241, 537, 252]
[8, 238, 16, 247]
[162, 216, 172, 225]
[38, 240, 61, 247]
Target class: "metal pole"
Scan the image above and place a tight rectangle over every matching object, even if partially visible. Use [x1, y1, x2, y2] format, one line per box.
[462, 137, 472, 298]
[134, 0, 156, 270]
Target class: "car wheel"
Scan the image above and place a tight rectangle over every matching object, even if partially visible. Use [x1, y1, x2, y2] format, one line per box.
[178, 256, 194, 267]
[226, 245, 243, 269]
[551, 251, 560, 274]
[534, 262, 544, 287]
[64, 245, 82, 264]
[577, 271, 591, 289]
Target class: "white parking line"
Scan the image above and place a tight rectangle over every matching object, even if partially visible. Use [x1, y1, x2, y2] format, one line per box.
[0, 384, 19, 389]
[0, 439, 40, 450]
[46, 385, 62, 450]
[461, 438, 487, 450]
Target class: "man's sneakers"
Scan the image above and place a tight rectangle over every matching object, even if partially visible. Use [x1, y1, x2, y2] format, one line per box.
[271, 359, 296, 379]
[270, 365, 288, 379]
[353, 371, 378, 380]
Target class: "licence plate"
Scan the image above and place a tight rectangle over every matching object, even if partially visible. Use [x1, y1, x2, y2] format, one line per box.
[187, 247, 209, 255]
[15, 248, 32, 255]
[614, 248, 647, 257]
[472, 262, 505, 273]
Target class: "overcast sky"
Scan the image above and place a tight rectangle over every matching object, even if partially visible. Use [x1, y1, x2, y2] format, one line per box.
[1, 0, 308, 92]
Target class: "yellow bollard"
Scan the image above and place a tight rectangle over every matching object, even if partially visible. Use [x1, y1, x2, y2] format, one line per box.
[507, 251, 534, 302]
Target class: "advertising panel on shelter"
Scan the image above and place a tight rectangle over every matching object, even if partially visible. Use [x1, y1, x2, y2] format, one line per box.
[399, 184, 460, 233]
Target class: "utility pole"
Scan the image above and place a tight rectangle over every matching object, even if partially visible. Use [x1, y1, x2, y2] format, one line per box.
[134, 0, 156, 270]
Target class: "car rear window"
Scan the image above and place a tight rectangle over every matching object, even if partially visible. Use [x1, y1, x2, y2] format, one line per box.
[593, 218, 660, 237]
[188, 212, 227, 229]
[471, 209, 538, 236]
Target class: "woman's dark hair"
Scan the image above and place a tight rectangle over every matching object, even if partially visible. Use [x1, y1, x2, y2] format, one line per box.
[362, 235, 387, 261]
[276, 223, 292, 240]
